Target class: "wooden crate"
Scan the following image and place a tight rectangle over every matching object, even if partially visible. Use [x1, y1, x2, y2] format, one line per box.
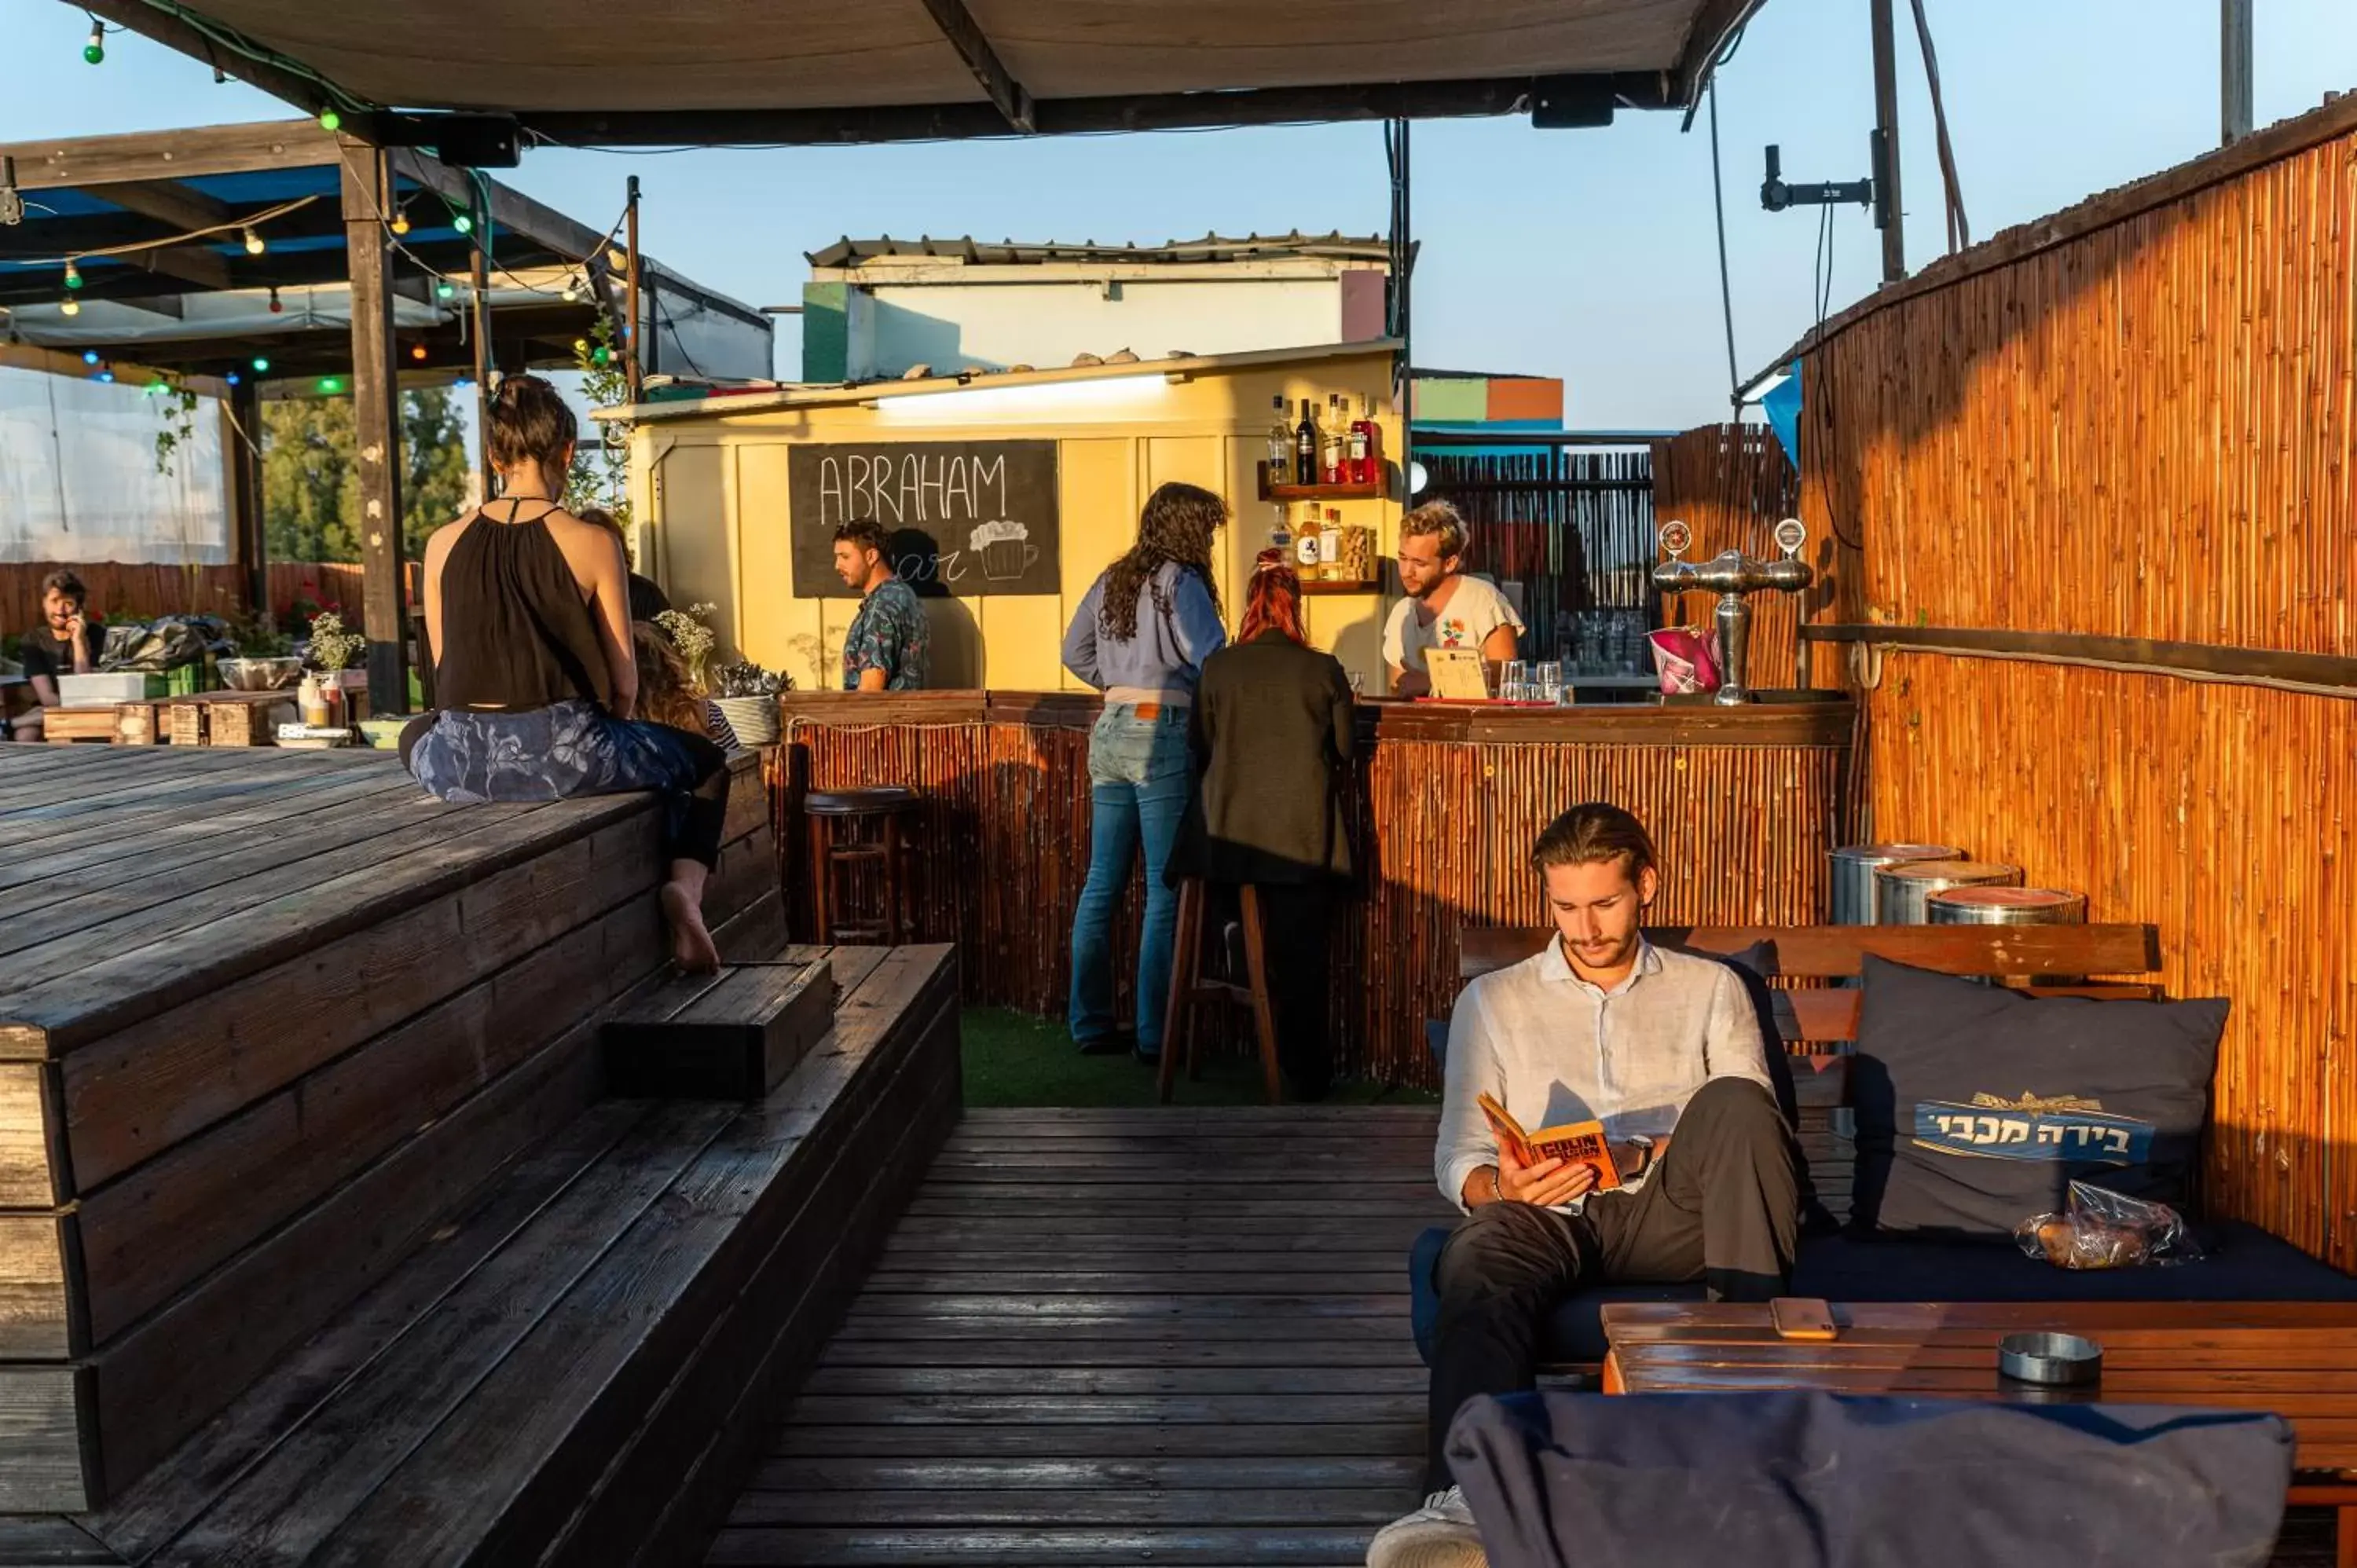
[115, 701, 163, 746]
[200, 693, 298, 746]
[42, 707, 120, 745]
[164, 698, 207, 746]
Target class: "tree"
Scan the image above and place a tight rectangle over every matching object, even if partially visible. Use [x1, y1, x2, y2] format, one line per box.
[565, 313, 632, 535]
[261, 388, 471, 564]
[401, 387, 471, 555]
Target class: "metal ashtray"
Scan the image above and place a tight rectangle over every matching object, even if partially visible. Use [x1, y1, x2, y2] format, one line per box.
[1998, 1332, 2103, 1386]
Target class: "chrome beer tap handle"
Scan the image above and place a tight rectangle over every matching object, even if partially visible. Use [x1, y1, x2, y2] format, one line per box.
[1648, 518, 1816, 706]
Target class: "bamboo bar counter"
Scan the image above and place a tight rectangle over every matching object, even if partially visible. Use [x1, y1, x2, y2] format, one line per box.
[775, 689, 1851, 1084]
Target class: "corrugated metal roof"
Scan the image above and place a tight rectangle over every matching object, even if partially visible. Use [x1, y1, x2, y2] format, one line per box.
[805, 232, 1393, 269]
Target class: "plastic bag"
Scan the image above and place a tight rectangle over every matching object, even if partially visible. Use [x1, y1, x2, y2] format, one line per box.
[100, 614, 233, 672]
[1648, 625, 1721, 696]
[2016, 1180, 2202, 1269]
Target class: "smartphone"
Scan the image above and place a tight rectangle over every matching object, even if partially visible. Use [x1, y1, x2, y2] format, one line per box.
[1769, 1297, 1838, 1341]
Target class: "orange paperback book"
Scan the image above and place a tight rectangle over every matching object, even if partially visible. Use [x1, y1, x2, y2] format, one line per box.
[1476, 1093, 1622, 1189]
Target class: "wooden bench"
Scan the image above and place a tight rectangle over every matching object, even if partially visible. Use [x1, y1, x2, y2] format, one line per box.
[0, 748, 780, 1511]
[1454, 923, 2163, 1232]
[0, 941, 959, 1566]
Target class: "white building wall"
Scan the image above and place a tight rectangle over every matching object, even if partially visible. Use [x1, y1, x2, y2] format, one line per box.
[847, 278, 1346, 379]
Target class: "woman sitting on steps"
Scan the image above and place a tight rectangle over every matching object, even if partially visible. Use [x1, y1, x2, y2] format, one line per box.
[401, 373, 729, 973]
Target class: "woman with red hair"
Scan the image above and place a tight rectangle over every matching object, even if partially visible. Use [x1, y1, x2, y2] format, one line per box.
[1168, 549, 1357, 1097]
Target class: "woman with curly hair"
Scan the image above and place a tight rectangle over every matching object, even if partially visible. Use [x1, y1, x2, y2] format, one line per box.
[1058, 482, 1228, 1061]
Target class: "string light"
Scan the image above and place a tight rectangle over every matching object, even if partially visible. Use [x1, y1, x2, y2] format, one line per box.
[59, 297, 79, 317]
[317, 108, 341, 132]
[390, 211, 410, 237]
[82, 22, 104, 64]
[452, 211, 475, 236]
[409, 343, 428, 361]
[560, 277, 580, 302]
[225, 372, 240, 386]
[242, 227, 266, 255]
[317, 376, 345, 394]
[82, 350, 100, 365]
[96, 368, 114, 383]
[434, 279, 456, 300]
[63, 261, 82, 291]
[267, 287, 283, 314]
[251, 356, 269, 373]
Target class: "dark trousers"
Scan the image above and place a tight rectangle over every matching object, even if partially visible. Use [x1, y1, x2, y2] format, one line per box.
[1253, 881, 1333, 1101]
[1424, 1076, 1801, 1489]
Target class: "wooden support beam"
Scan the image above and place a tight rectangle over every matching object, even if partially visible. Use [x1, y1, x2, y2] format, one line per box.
[1869, 0, 1905, 284]
[917, 0, 1035, 133]
[129, 246, 230, 293]
[340, 145, 409, 715]
[518, 73, 1673, 147]
[0, 120, 334, 192]
[96, 178, 235, 233]
[225, 379, 266, 617]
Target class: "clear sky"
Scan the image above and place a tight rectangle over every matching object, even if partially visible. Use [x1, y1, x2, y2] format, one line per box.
[5, 0, 2355, 430]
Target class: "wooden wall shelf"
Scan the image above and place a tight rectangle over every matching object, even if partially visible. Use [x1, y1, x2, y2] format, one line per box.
[1256, 461, 1387, 503]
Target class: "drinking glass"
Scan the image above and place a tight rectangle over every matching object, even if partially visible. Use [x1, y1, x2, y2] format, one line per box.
[1535, 661, 1563, 704]
[1501, 660, 1530, 704]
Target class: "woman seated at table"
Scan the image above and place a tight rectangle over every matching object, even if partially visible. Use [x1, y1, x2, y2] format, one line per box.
[402, 374, 729, 973]
[1168, 549, 1355, 1098]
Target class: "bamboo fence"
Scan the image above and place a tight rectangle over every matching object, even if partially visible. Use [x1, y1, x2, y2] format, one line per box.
[1791, 94, 2357, 1266]
[1650, 424, 1805, 687]
[775, 704, 1845, 1086]
[1, 562, 368, 636]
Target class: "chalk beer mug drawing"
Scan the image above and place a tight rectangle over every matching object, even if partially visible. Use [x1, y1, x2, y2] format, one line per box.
[968, 520, 1039, 583]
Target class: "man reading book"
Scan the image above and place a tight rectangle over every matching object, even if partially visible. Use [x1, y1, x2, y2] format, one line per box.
[1369, 803, 1801, 1568]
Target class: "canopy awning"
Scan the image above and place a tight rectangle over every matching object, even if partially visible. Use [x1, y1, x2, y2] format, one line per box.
[84, 0, 1765, 145]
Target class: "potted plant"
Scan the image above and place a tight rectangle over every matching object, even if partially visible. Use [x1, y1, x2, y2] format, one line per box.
[305, 611, 369, 719]
[709, 658, 788, 746]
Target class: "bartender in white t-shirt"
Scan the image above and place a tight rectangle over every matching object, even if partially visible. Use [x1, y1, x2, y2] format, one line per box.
[1380, 501, 1524, 697]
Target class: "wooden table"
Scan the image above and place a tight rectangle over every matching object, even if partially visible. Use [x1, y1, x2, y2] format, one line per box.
[1604, 1301, 2357, 1563]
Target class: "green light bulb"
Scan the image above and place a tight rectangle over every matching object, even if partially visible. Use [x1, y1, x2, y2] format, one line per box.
[252, 357, 270, 374]
[82, 25, 103, 64]
[318, 109, 342, 132]
[453, 212, 475, 236]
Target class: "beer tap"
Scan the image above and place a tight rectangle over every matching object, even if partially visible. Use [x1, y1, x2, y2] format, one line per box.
[1650, 518, 1813, 705]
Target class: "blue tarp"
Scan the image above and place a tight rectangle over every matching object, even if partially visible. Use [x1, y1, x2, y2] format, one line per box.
[1762, 359, 1803, 472]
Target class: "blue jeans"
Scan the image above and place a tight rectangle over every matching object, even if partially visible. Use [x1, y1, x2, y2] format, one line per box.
[1069, 704, 1193, 1056]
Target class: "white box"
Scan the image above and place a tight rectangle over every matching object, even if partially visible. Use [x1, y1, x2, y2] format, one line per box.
[57, 672, 159, 705]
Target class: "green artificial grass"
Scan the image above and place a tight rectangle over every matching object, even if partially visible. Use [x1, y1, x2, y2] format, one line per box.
[959, 1006, 1441, 1108]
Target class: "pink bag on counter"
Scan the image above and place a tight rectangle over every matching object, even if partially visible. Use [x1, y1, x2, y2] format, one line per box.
[1648, 626, 1721, 696]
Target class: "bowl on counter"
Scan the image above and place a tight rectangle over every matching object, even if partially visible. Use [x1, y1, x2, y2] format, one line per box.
[357, 714, 417, 750]
[216, 656, 303, 691]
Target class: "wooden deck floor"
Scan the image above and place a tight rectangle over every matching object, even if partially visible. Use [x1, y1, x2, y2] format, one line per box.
[709, 1105, 1452, 1567]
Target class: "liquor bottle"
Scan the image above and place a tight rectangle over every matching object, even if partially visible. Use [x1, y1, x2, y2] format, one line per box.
[1269, 503, 1291, 551]
[1293, 503, 1323, 575]
[1348, 394, 1376, 485]
[1294, 398, 1320, 486]
[1325, 507, 1346, 581]
[1322, 396, 1347, 484]
[1267, 395, 1292, 489]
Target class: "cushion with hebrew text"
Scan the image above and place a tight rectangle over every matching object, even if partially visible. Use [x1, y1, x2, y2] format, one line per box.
[1849, 954, 2225, 1240]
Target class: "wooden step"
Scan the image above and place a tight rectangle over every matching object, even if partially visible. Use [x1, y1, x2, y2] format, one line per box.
[605, 958, 837, 1099]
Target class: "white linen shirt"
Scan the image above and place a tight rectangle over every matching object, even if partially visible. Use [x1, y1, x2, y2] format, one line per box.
[1380, 573, 1525, 675]
[1435, 936, 1772, 1214]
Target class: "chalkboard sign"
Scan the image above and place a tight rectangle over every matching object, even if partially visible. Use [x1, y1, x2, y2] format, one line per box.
[789, 441, 1061, 598]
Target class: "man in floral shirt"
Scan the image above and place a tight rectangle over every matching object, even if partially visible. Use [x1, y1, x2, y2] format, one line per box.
[1381, 500, 1523, 697]
[834, 518, 929, 691]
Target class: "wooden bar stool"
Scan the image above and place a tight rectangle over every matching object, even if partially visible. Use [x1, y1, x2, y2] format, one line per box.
[804, 786, 921, 944]
[1158, 878, 1283, 1105]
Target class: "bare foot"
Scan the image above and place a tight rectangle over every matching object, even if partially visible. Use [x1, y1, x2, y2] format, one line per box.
[660, 880, 720, 974]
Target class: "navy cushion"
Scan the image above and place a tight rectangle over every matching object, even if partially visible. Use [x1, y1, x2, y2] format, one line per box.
[1448, 1390, 2292, 1568]
[1408, 1221, 2357, 1367]
[1853, 954, 2227, 1240]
